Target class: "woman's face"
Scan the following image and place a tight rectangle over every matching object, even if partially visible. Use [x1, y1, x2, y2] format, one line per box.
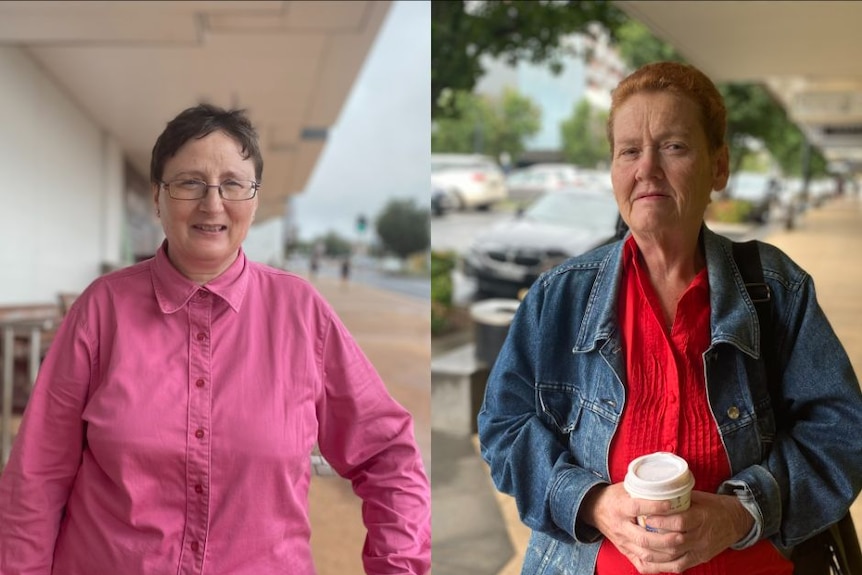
[153, 131, 258, 282]
[610, 91, 728, 239]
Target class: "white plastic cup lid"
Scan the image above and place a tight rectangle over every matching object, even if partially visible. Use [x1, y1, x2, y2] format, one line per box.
[623, 452, 695, 501]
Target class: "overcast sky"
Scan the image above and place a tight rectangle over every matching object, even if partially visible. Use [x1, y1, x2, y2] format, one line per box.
[289, 0, 430, 243]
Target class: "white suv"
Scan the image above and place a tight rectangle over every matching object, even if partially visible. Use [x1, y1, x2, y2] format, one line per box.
[430, 154, 507, 210]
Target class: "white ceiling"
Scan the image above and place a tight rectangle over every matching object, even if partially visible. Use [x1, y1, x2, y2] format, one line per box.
[0, 1, 391, 219]
[616, 0, 862, 172]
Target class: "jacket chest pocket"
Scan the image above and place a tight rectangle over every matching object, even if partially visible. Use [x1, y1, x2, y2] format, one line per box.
[536, 380, 619, 474]
[537, 384, 583, 435]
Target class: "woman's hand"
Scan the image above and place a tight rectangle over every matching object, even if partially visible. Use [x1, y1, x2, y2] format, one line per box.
[580, 485, 754, 573]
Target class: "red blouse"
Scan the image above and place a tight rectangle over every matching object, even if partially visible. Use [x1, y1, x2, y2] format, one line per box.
[595, 237, 791, 575]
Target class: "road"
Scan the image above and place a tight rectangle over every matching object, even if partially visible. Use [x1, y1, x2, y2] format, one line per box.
[431, 205, 776, 305]
[431, 206, 515, 256]
[284, 255, 431, 301]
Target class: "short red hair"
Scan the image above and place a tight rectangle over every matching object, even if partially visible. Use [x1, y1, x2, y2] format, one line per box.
[607, 61, 727, 154]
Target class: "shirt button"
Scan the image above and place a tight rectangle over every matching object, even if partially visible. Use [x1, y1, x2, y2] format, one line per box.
[727, 406, 741, 420]
[195, 428, 205, 439]
[191, 541, 200, 552]
[195, 484, 204, 494]
[664, 442, 675, 451]
[196, 332, 207, 341]
[195, 378, 205, 388]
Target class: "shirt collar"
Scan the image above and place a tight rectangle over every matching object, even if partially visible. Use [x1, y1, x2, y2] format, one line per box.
[151, 241, 249, 314]
[623, 235, 709, 294]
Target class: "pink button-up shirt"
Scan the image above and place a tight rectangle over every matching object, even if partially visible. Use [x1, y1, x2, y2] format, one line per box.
[0, 245, 431, 574]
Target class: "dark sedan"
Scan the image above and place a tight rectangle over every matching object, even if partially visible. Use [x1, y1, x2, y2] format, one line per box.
[463, 187, 623, 298]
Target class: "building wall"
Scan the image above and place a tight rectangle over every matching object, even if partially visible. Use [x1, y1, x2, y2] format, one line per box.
[0, 46, 285, 306]
[0, 46, 124, 305]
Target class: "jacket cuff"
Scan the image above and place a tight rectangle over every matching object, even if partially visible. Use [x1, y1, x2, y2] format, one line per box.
[718, 479, 763, 549]
[548, 467, 607, 543]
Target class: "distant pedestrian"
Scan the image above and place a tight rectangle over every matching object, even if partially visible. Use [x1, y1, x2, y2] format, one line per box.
[309, 251, 320, 278]
[340, 256, 351, 284]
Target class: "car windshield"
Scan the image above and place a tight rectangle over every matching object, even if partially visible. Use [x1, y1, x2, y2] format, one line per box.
[523, 191, 619, 231]
[432, 160, 487, 173]
[730, 173, 774, 200]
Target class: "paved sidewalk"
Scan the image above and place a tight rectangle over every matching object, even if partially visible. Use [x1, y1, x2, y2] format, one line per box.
[303, 276, 431, 575]
[476, 195, 862, 574]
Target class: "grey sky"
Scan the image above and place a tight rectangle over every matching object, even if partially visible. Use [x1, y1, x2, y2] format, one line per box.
[290, 0, 430, 243]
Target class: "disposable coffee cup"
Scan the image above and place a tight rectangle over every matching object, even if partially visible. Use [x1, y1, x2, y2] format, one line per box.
[623, 452, 695, 531]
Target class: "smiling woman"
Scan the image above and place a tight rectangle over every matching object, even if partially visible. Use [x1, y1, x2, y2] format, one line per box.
[154, 133, 260, 283]
[0, 104, 431, 574]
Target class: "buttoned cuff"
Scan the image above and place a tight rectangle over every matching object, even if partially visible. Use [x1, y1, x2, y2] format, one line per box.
[718, 480, 763, 550]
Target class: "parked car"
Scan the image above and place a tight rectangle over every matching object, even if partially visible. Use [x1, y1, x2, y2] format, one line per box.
[724, 172, 782, 223]
[505, 163, 580, 203]
[431, 181, 456, 216]
[463, 186, 622, 298]
[430, 153, 507, 210]
[808, 177, 838, 207]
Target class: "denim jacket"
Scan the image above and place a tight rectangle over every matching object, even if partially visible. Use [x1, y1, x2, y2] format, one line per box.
[478, 226, 862, 575]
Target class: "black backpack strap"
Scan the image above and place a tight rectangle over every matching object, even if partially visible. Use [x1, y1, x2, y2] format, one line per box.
[731, 240, 779, 404]
[732, 241, 862, 574]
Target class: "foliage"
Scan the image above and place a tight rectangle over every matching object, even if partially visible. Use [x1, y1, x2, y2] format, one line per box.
[432, 88, 541, 159]
[560, 99, 610, 168]
[375, 198, 430, 260]
[614, 19, 684, 68]
[431, 250, 456, 336]
[705, 199, 753, 224]
[432, 0, 627, 118]
[720, 83, 784, 174]
[316, 231, 352, 257]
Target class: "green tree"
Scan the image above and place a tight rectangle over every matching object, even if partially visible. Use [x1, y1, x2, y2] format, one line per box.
[614, 19, 684, 68]
[316, 231, 352, 257]
[375, 199, 430, 260]
[560, 98, 610, 168]
[721, 84, 828, 178]
[432, 0, 626, 118]
[432, 90, 495, 154]
[488, 88, 543, 160]
[432, 88, 541, 160]
[719, 83, 784, 175]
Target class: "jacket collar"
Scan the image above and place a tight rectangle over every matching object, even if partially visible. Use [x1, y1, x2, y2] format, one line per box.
[151, 241, 249, 314]
[575, 225, 761, 357]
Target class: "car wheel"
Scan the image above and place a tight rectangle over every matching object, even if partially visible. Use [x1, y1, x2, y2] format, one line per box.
[451, 190, 468, 211]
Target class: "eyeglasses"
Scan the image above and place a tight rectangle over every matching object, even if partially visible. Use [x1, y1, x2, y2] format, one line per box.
[160, 178, 260, 201]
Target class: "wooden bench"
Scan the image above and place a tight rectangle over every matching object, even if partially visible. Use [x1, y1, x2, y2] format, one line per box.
[1, 303, 63, 464]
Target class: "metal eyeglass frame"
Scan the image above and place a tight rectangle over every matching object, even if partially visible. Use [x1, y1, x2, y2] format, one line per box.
[159, 179, 260, 201]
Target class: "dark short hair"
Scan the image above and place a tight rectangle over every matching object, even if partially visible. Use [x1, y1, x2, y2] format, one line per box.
[150, 103, 263, 184]
[607, 61, 727, 154]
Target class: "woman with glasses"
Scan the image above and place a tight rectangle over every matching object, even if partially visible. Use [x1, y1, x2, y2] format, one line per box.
[0, 104, 431, 574]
